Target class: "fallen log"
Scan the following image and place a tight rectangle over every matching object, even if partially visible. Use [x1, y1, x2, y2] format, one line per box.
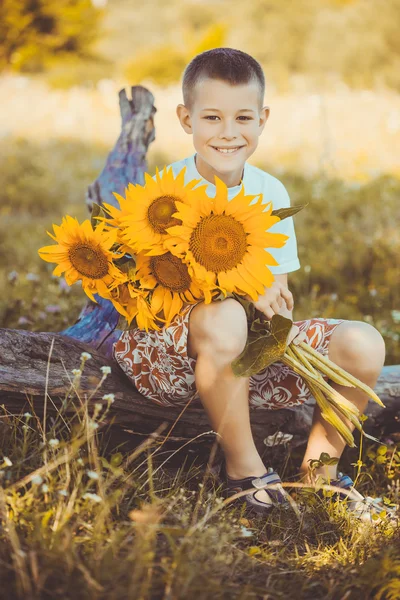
[0, 85, 399, 456]
[0, 329, 399, 452]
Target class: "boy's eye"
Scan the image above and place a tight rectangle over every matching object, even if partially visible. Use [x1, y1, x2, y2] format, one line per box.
[203, 116, 252, 121]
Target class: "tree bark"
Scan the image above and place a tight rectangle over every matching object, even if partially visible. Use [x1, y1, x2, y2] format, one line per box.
[1, 329, 399, 451]
[61, 86, 157, 358]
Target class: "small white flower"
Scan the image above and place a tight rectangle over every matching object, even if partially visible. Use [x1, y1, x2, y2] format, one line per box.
[100, 366, 111, 375]
[87, 470, 99, 480]
[82, 492, 102, 503]
[48, 438, 60, 447]
[94, 403, 102, 412]
[3, 457, 12, 467]
[102, 393, 115, 403]
[304, 265, 311, 274]
[240, 526, 254, 538]
[26, 272, 40, 282]
[31, 475, 43, 485]
[88, 421, 99, 430]
[8, 270, 19, 282]
[77, 458, 84, 466]
[23, 412, 32, 419]
[58, 489, 68, 497]
[41, 484, 49, 493]
[22, 425, 29, 431]
[81, 352, 92, 361]
[72, 369, 82, 376]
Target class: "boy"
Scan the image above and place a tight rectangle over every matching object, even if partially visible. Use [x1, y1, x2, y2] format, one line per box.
[114, 48, 392, 521]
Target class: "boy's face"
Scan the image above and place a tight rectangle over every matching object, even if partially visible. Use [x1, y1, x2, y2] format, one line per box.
[177, 78, 269, 184]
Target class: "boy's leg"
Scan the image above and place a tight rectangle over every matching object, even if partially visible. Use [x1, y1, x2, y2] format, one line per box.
[187, 298, 268, 480]
[299, 320, 386, 483]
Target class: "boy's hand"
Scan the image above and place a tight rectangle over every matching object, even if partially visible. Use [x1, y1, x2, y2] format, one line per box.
[287, 325, 308, 347]
[245, 281, 294, 320]
[244, 281, 308, 347]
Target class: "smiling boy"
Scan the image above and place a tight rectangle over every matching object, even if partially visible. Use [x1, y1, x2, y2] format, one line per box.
[114, 48, 395, 522]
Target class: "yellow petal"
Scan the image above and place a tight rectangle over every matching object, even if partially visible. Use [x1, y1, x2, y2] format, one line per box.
[213, 177, 229, 214]
[151, 286, 165, 314]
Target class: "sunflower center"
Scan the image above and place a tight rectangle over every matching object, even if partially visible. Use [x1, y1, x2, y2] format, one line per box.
[150, 253, 191, 292]
[148, 195, 181, 234]
[69, 244, 109, 279]
[189, 214, 247, 272]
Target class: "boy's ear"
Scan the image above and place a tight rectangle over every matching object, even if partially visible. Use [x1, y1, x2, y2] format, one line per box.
[258, 106, 270, 134]
[176, 104, 193, 134]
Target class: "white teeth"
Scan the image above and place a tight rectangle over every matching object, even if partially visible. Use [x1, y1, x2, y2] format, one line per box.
[214, 147, 241, 154]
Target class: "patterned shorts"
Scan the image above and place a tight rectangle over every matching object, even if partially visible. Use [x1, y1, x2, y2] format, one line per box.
[113, 303, 345, 410]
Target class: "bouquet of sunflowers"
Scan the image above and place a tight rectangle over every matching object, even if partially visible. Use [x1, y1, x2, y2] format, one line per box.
[39, 166, 384, 447]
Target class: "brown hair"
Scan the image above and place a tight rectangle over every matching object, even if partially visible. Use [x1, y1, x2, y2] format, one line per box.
[182, 48, 265, 109]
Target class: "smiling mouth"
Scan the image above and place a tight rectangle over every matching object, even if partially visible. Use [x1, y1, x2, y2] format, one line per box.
[211, 146, 245, 154]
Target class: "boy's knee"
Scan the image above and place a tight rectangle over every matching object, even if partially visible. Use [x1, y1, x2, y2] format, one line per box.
[331, 321, 385, 374]
[188, 298, 248, 358]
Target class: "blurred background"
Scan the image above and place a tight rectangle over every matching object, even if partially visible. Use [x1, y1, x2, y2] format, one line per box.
[1, 0, 399, 363]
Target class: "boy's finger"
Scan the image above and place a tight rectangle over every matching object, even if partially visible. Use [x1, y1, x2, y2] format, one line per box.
[293, 331, 308, 346]
[270, 301, 281, 314]
[286, 325, 299, 346]
[280, 287, 294, 310]
[262, 306, 275, 320]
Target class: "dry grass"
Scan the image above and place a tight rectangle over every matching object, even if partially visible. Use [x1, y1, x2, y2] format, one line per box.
[0, 362, 399, 599]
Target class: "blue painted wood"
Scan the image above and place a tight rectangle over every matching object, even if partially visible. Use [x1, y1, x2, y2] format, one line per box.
[60, 295, 122, 359]
[60, 86, 156, 359]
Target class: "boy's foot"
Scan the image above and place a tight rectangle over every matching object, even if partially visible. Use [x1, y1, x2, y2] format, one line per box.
[310, 472, 399, 525]
[219, 462, 292, 515]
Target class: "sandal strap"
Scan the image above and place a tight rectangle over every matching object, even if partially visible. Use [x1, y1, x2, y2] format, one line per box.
[319, 472, 398, 522]
[331, 473, 354, 489]
[224, 466, 289, 508]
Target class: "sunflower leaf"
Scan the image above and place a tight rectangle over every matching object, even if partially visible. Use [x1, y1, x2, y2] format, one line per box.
[250, 317, 270, 334]
[231, 314, 293, 377]
[271, 204, 308, 221]
[116, 257, 137, 280]
[90, 203, 109, 230]
[231, 293, 256, 323]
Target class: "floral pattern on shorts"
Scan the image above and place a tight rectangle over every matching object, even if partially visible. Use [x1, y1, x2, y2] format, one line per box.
[113, 302, 345, 410]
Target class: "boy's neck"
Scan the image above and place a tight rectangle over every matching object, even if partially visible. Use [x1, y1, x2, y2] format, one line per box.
[194, 153, 244, 188]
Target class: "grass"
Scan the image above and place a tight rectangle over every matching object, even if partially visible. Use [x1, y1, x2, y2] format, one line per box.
[0, 137, 399, 598]
[0, 370, 399, 599]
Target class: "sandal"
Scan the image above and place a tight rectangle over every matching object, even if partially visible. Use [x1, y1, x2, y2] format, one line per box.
[219, 462, 292, 514]
[316, 472, 399, 525]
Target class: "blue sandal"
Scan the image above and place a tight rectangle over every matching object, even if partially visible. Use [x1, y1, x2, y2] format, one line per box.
[220, 462, 291, 514]
[317, 472, 399, 525]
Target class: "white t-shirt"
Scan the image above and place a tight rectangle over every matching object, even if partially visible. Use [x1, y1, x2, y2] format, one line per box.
[157, 153, 300, 275]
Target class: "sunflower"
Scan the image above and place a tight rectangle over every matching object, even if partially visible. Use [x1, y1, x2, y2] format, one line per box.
[163, 177, 289, 301]
[109, 282, 160, 332]
[135, 251, 220, 327]
[38, 215, 127, 303]
[101, 166, 208, 256]
[93, 185, 137, 256]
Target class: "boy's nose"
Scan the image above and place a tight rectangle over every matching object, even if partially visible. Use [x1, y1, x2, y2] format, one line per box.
[219, 120, 238, 140]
